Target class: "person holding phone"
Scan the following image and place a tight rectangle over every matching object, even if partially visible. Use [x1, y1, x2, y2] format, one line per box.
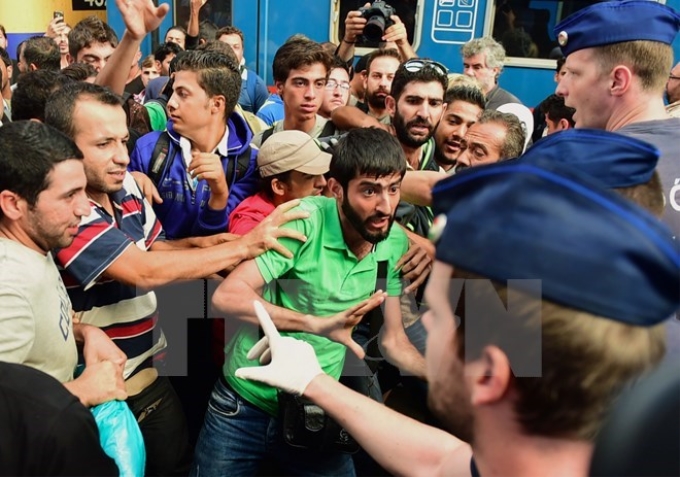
[46, 12, 71, 69]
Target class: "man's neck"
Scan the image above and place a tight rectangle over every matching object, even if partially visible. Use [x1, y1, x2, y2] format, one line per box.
[401, 143, 424, 170]
[473, 415, 593, 477]
[0, 223, 46, 255]
[87, 188, 114, 216]
[283, 114, 317, 134]
[188, 122, 228, 153]
[607, 95, 669, 131]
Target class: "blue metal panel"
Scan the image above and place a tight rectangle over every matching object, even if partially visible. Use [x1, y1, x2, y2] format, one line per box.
[256, 0, 332, 85]
[233, 0, 260, 75]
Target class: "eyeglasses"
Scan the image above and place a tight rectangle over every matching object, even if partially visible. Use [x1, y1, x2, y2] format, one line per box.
[669, 74, 680, 81]
[325, 79, 350, 92]
[402, 59, 449, 78]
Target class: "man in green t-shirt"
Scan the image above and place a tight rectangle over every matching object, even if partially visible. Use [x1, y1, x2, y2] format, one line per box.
[192, 127, 425, 476]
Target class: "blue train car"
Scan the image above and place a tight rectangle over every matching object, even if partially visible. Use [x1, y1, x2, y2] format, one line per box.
[106, 0, 680, 107]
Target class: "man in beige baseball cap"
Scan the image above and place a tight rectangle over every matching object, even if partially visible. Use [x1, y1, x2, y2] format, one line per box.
[228, 130, 331, 235]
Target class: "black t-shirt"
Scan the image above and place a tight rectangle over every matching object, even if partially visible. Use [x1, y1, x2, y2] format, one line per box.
[124, 75, 145, 97]
[0, 362, 119, 476]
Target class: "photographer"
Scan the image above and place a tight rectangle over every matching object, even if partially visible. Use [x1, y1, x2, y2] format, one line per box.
[336, 1, 415, 65]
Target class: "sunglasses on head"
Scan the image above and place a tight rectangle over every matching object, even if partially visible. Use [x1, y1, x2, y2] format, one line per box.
[402, 59, 448, 77]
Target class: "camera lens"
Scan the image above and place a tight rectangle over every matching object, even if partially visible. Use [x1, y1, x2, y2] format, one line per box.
[364, 14, 386, 42]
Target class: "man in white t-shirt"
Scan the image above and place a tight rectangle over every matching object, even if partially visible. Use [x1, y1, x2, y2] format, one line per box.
[0, 120, 126, 407]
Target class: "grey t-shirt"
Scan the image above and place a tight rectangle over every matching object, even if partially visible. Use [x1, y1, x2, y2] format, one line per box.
[618, 118, 680, 240]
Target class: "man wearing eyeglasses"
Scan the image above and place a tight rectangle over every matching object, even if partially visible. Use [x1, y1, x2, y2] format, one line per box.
[665, 62, 680, 118]
[319, 59, 351, 120]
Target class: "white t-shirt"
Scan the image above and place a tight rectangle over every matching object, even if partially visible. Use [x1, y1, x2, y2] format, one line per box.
[0, 238, 77, 383]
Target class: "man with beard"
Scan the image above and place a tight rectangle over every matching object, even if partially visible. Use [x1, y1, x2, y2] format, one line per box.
[193, 127, 425, 476]
[386, 59, 448, 238]
[233, 156, 677, 477]
[331, 48, 401, 130]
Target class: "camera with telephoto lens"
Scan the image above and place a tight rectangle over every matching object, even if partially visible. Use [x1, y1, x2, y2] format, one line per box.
[359, 1, 396, 42]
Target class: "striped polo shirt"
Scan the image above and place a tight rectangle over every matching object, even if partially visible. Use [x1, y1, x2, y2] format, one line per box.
[55, 173, 167, 379]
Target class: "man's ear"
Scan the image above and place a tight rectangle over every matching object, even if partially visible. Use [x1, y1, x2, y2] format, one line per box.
[210, 95, 226, 114]
[610, 65, 633, 97]
[385, 95, 396, 118]
[558, 118, 571, 131]
[29, 63, 38, 72]
[327, 177, 343, 201]
[468, 345, 512, 407]
[0, 190, 25, 221]
[270, 177, 287, 197]
[275, 81, 284, 96]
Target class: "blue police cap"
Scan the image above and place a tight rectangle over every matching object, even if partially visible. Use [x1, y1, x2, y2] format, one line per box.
[519, 129, 660, 188]
[554, 0, 680, 57]
[431, 161, 680, 326]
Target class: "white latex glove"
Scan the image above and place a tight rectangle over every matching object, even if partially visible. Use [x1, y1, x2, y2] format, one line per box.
[235, 301, 324, 395]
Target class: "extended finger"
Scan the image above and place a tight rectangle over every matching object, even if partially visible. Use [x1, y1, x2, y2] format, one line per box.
[273, 198, 302, 214]
[235, 365, 272, 384]
[346, 338, 366, 360]
[253, 301, 281, 342]
[395, 246, 417, 270]
[404, 265, 431, 294]
[269, 241, 294, 259]
[246, 336, 269, 360]
[274, 227, 307, 243]
[278, 210, 311, 224]
[347, 290, 386, 316]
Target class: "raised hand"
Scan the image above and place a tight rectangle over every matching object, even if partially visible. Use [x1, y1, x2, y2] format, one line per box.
[243, 199, 310, 259]
[235, 301, 324, 395]
[310, 290, 387, 359]
[115, 0, 169, 41]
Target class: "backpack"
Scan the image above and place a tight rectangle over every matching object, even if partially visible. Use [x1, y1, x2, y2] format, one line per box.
[147, 132, 252, 188]
[122, 92, 152, 136]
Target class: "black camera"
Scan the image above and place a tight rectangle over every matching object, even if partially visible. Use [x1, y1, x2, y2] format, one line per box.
[359, 1, 396, 43]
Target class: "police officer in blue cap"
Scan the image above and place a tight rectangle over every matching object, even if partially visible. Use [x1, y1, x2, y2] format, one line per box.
[554, 0, 680, 239]
[225, 157, 680, 477]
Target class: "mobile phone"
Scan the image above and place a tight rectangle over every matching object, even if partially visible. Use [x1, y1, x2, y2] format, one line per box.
[54, 11, 64, 21]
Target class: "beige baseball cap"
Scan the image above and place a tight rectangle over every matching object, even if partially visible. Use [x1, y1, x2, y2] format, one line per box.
[257, 130, 332, 178]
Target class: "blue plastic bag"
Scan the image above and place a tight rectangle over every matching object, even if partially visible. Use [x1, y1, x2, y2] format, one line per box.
[91, 400, 146, 477]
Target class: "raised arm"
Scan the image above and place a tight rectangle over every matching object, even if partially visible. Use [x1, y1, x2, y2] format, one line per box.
[401, 170, 447, 206]
[336, 3, 370, 63]
[96, 0, 169, 94]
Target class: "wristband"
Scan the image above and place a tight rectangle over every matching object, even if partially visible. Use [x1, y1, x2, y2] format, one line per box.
[343, 38, 356, 44]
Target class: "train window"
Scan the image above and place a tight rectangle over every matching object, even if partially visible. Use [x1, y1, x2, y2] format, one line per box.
[174, 0, 233, 30]
[485, 0, 666, 66]
[331, 0, 424, 54]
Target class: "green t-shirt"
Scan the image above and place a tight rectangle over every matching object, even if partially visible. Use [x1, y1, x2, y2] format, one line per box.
[224, 196, 408, 415]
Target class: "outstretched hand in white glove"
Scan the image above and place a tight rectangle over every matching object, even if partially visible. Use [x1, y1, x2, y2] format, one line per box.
[235, 301, 325, 395]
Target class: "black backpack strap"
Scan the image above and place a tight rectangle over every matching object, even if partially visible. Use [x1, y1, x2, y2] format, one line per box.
[260, 126, 275, 145]
[225, 145, 252, 186]
[319, 119, 337, 138]
[148, 131, 171, 187]
[363, 260, 389, 373]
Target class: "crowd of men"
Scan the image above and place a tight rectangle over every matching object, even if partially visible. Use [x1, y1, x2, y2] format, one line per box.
[0, 0, 679, 476]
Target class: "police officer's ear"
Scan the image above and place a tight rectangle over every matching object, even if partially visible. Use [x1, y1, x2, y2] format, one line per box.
[610, 65, 634, 97]
[469, 345, 512, 407]
[326, 177, 344, 201]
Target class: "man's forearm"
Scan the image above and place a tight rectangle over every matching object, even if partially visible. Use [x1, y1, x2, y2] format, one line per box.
[95, 31, 140, 95]
[305, 374, 470, 476]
